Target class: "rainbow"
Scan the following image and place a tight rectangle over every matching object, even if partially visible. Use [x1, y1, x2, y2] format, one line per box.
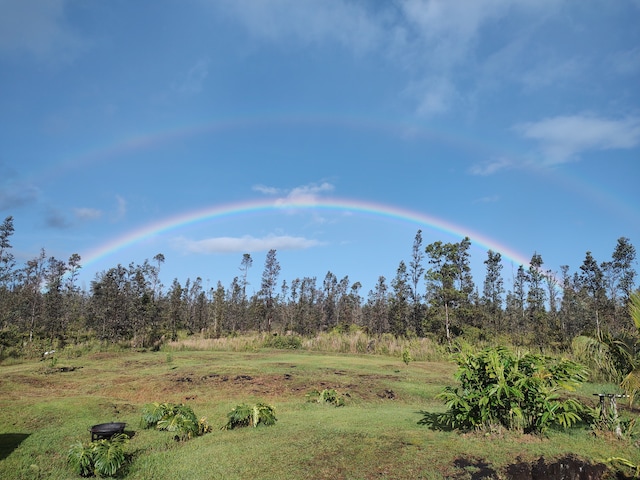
[80, 197, 532, 271]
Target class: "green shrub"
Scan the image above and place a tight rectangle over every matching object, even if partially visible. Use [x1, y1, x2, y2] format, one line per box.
[140, 402, 210, 440]
[306, 388, 345, 407]
[67, 433, 129, 477]
[402, 347, 412, 365]
[421, 346, 590, 434]
[222, 403, 277, 430]
[263, 334, 302, 350]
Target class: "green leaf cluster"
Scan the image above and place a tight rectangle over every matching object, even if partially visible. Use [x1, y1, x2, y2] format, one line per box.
[422, 346, 590, 434]
[306, 388, 346, 407]
[221, 402, 277, 430]
[140, 402, 211, 440]
[67, 433, 128, 477]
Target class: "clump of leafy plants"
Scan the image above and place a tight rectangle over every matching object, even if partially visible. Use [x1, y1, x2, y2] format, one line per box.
[263, 334, 302, 350]
[140, 402, 212, 440]
[306, 388, 345, 407]
[221, 402, 277, 430]
[67, 433, 129, 477]
[420, 346, 590, 434]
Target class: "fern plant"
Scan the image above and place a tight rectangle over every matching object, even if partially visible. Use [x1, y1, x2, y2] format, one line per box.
[222, 402, 277, 429]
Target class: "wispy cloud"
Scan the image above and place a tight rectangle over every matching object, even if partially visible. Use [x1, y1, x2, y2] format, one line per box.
[468, 157, 513, 176]
[254, 181, 335, 206]
[175, 58, 210, 94]
[0, 0, 87, 63]
[212, 0, 383, 54]
[173, 234, 323, 254]
[111, 195, 127, 222]
[73, 207, 102, 221]
[514, 114, 640, 164]
[210, 0, 568, 117]
[252, 184, 282, 195]
[473, 194, 500, 204]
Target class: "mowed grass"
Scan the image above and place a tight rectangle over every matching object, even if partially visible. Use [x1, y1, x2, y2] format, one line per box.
[0, 348, 637, 479]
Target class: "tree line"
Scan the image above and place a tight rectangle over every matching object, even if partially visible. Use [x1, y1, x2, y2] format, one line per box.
[0, 215, 637, 355]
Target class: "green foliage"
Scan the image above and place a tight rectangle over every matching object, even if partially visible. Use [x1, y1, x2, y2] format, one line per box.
[402, 346, 412, 365]
[67, 441, 95, 477]
[420, 346, 590, 434]
[67, 433, 128, 477]
[606, 457, 640, 478]
[222, 402, 277, 430]
[263, 334, 302, 349]
[140, 402, 210, 440]
[306, 388, 346, 407]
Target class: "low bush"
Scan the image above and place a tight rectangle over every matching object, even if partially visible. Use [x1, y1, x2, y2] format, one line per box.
[263, 334, 302, 350]
[222, 403, 277, 430]
[421, 346, 590, 434]
[140, 402, 211, 440]
[67, 433, 129, 477]
[306, 388, 345, 407]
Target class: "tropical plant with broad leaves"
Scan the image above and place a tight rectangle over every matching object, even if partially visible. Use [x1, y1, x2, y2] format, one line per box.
[140, 402, 211, 440]
[67, 433, 129, 477]
[306, 388, 345, 407]
[420, 346, 590, 434]
[572, 291, 640, 404]
[222, 402, 277, 430]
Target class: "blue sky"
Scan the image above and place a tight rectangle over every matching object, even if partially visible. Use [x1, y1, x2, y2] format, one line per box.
[1, 0, 639, 295]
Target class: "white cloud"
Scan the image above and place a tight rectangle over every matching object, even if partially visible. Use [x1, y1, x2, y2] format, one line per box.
[252, 184, 281, 195]
[111, 195, 127, 222]
[468, 157, 513, 176]
[0, 0, 86, 63]
[175, 58, 210, 94]
[515, 114, 640, 164]
[173, 234, 323, 254]
[210, 0, 383, 54]
[254, 181, 335, 206]
[73, 207, 102, 221]
[520, 57, 586, 91]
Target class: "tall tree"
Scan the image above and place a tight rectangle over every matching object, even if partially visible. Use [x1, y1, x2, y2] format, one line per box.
[239, 253, 253, 299]
[259, 249, 280, 332]
[389, 261, 411, 336]
[425, 237, 473, 344]
[0, 216, 16, 325]
[409, 230, 425, 336]
[0, 216, 15, 287]
[482, 250, 504, 330]
[24, 249, 47, 342]
[366, 276, 389, 334]
[44, 256, 67, 343]
[526, 253, 548, 347]
[579, 251, 605, 337]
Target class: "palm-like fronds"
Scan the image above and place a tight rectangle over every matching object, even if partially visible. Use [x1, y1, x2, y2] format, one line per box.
[222, 402, 277, 429]
[140, 402, 207, 440]
[67, 433, 129, 478]
[91, 434, 128, 477]
[67, 440, 94, 477]
[422, 346, 590, 434]
[572, 335, 620, 382]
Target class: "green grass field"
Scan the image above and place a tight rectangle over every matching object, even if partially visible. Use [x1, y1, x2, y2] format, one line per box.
[1, 346, 637, 479]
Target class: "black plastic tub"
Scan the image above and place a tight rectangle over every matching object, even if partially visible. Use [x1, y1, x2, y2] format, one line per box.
[89, 422, 126, 441]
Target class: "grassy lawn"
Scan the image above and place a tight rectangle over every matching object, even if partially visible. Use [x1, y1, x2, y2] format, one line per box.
[0, 348, 637, 479]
